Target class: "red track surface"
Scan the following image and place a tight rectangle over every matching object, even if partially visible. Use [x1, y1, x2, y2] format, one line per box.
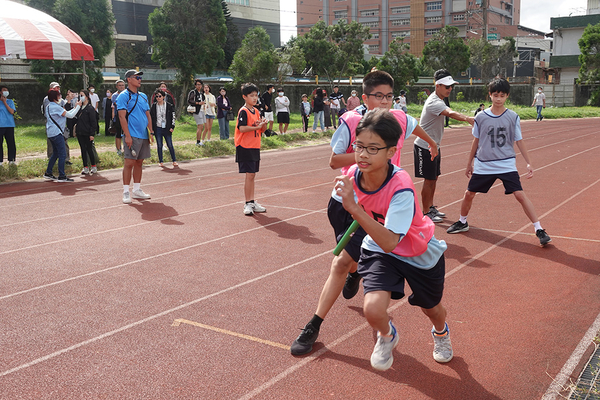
[1, 118, 599, 399]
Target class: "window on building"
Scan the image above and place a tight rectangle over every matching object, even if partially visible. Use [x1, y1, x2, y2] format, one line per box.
[505, 16, 511, 24]
[426, 28, 441, 36]
[362, 21, 379, 28]
[426, 16, 442, 23]
[372, 32, 380, 39]
[368, 44, 380, 52]
[426, 1, 442, 11]
[334, 10, 348, 19]
[489, 27, 497, 32]
[361, 9, 379, 17]
[391, 31, 410, 38]
[391, 6, 410, 14]
[391, 19, 410, 26]
[453, 14, 465, 21]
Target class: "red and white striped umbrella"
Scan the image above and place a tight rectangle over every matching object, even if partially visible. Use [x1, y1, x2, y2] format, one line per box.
[0, 0, 94, 61]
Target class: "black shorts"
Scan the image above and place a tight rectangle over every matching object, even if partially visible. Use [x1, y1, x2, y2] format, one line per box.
[467, 171, 523, 194]
[238, 161, 260, 173]
[414, 145, 441, 180]
[327, 197, 366, 262]
[277, 112, 290, 124]
[358, 249, 445, 309]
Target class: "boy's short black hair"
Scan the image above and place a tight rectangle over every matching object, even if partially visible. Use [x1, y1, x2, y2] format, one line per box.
[266, 84, 274, 90]
[194, 79, 203, 85]
[479, 103, 485, 107]
[355, 108, 401, 148]
[1, 85, 8, 91]
[399, 90, 406, 96]
[333, 85, 339, 89]
[241, 82, 260, 96]
[488, 78, 510, 94]
[434, 69, 451, 82]
[363, 70, 394, 95]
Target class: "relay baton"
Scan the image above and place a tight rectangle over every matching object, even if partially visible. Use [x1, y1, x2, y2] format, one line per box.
[333, 220, 360, 256]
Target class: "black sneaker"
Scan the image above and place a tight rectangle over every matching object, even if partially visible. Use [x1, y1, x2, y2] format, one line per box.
[447, 221, 469, 234]
[536, 229, 552, 246]
[43, 172, 57, 181]
[430, 205, 446, 218]
[342, 272, 362, 299]
[56, 176, 74, 182]
[425, 210, 443, 223]
[65, 161, 72, 165]
[291, 322, 320, 355]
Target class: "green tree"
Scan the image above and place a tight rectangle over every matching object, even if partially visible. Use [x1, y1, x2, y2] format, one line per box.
[149, 0, 226, 110]
[421, 26, 470, 77]
[579, 23, 600, 83]
[229, 26, 279, 86]
[276, 37, 306, 85]
[217, 0, 241, 71]
[469, 37, 516, 81]
[296, 20, 371, 88]
[375, 39, 419, 92]
[26, 0, 114, 89]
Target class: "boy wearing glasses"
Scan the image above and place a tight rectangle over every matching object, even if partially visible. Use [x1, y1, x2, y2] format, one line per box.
[415, 69, 475, 223]
[335, 109, 451, 370]
[290, 70, 438, 356]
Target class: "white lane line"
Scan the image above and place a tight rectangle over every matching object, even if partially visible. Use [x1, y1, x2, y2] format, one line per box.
[0, 250, 332, 378]
[0, 207, 326, 300]
[542, 313, 600, 400]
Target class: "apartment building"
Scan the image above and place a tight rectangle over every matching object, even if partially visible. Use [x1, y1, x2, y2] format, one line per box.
[297, 0, 522, 55]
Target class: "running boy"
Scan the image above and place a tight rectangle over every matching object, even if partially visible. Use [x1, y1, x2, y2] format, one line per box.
[290, 70, 438, 356]
[235, 83, 268, 216]
[446, 78, 552, 246]
[335, 109, 451, 370]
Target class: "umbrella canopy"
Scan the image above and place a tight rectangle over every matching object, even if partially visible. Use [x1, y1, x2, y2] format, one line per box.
[0, 0, 94, 61]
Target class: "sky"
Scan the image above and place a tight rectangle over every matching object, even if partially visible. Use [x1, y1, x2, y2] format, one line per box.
[280, 0, 590, 43]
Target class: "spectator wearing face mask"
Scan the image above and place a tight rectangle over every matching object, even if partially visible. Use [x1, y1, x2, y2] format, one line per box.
[0, 85, 16, 166]
[346, 89, 361, 110]
[76, 89, 98, 175]
[275, 88, 290, 134]
[88, 85, 101, 135]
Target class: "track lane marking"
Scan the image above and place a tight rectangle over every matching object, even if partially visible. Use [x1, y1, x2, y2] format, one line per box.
[172, 319, 290, 351]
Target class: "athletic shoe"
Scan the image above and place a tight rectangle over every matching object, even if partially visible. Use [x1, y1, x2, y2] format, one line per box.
[536, 229, 552, 246]
[56, 176, 74, 182]
[370, 323, 399, 371]
[81, 167, 89, 175]
[117, 150, 123, 156]
[65, 161, 72, 166]
[122, 191, 132, 204]
[90, 166, 97, 174]
[447, 221, 469, 234]
[291, 322, 320, 356]
[425, 210, 443, 223]
[252, 201, 266, 213]
[540, 116, 544, 121]
[43, 172, 57, 181]
[132, 189, 151, 200]
[430, 205, 446, 218]
[8, 161, 15, 165]
[342, 272, 362, 300]
[432, 324, 453, 363]
[243, 203, 254, 216]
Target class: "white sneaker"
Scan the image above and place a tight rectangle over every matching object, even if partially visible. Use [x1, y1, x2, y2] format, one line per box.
[252, 201, 266, 213]
[243, 203, 254, 215]
[81, 167, 89, 175]
[90, 166, 97, 174]
[122, 191, 132, 204]
[370, 323, 399, 371]
[132, 189, 151, 199]
[432, 324, 453, 363]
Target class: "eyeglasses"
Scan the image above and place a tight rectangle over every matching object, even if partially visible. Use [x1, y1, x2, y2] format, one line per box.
[444, 85, 453, 90]
[365, 92, 394, 101]
[352, 142, 389, 155]
[134, 76, 143, 81]
[156, 95, 163, 98]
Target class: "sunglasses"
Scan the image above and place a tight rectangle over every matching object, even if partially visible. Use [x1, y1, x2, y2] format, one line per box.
[444, 85, 453, 90]
[130, 76, 142, 81]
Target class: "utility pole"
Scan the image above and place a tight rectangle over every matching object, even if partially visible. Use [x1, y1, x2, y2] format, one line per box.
[482, 0, 488, 41]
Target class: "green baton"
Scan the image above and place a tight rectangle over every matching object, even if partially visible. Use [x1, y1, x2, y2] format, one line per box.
[333, 220, 360, 256]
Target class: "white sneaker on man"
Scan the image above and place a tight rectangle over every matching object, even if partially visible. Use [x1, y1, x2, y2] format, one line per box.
[122, 191, 132, 204]
[132, 189, 151, 199]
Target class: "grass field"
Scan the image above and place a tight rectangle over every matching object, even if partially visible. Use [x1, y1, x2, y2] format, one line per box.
[1, 102, 599, 182]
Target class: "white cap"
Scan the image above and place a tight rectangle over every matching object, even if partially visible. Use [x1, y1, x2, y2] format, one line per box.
[435, 76, 459, 86]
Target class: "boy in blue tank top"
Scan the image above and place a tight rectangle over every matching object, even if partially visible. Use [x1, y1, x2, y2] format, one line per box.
[335, 108, 451, 371]
[446, 78, 551, 246]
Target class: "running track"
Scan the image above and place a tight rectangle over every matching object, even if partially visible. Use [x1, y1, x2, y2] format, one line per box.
[1, 118, 599, 399]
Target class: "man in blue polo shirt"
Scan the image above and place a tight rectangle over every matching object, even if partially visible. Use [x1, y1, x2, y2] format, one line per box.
[118, 69, 154, 204]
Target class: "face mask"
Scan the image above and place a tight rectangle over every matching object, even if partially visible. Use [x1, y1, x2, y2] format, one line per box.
[106, 92, 111, 97]
[80, 96, 85, 101]
[90, 88, 95, 93]
[538, 90, 542, 93]
[278, 92, 284, 96]
[2, 91, 8, 97]
[351, 93, 357, 97]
